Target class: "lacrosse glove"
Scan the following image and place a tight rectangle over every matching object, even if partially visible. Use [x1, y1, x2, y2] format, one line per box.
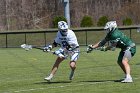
[53, 49, 65, 58]
[43, 45, 52, 52]
[87, 45, 94, 53]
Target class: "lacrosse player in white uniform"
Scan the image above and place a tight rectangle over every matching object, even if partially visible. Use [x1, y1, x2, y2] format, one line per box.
[44, 21, 80, 81]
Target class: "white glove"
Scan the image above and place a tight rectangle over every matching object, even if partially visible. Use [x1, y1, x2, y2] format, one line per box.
[21, 44, 32, 51]
[87, 45, 93, 53]
[54, 49, 65, 58]
[43, 45, 52, 52]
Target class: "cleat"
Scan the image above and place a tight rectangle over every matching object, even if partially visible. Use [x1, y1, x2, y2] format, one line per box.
[44, 77, 52, 82]
[121, 78, 133, 83]
[44, 75, 53, 82]
[69, 70, 74, 80]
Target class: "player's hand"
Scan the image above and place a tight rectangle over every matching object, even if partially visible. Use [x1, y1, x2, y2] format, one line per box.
[87, 45, 93, 53]
[43, 45, 52, 52]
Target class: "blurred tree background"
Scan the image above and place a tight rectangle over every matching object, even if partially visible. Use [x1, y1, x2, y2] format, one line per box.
[0, 0, 140, 31]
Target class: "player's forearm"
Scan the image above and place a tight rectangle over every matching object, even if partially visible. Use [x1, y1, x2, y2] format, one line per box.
[91, 42, 100, 49]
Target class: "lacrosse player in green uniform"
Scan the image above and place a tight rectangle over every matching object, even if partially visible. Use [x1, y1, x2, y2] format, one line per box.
[87, 21, 136, 83]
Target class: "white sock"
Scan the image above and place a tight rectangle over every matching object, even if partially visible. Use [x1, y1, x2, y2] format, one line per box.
[126, 74, 132, 79]
[49, 74, 53, 78]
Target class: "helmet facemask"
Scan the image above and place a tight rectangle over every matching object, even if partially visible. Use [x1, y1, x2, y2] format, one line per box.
[60, 29, 68, 36]
[58, 21, 68, 36]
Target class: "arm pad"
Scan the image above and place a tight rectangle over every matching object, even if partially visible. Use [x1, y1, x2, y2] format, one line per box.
[53, 40, 58, 47]
[98, 39, 107, 47]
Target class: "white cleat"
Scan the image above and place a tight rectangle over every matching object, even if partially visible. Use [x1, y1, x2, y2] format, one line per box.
[121, 78, 133, 83]
[69, 71, 74, 80]
[44, 75, 53, 82]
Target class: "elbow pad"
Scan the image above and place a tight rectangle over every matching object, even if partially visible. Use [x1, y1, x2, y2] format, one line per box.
[98, 39, 107, 47]
[53, 40, 57, 47]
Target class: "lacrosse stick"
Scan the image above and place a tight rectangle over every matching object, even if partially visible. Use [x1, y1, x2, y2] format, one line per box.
[20, 44, 55, 53]
[86, 45, 110, 53]
[20, 44, 70, 59]
[21, 44, 93, 54]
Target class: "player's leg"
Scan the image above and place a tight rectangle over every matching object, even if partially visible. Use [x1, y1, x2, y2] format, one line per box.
[121, 47, 136, 83]
[120, 50, 133, 82]
[44, 57, 65, 81]
[69, 52, 79, 80]
[121, 58, 132, 83]
[117, 51, 126, 75]
[69, 61, 76, 80]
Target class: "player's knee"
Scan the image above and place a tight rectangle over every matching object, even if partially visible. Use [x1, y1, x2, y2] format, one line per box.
[70, 61, 76, 69]
[122, 57, 129, 63]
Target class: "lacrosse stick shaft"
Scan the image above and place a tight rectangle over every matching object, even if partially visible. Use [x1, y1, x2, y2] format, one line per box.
[32, 46, 55, 53]
[32, 46, 44, 50]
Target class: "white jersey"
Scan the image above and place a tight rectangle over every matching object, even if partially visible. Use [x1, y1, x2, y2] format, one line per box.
[54, 29, 79, 61]
[54, 29, 79, 50]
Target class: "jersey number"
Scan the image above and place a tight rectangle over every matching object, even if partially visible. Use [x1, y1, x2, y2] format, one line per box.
[62, 41, 70, 49]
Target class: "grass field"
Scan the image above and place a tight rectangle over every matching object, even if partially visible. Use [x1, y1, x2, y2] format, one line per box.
[0, 46, 140, 93]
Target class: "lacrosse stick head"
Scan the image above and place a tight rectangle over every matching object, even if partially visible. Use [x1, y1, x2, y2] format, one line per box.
[21, 44, 32, 51]
[86, 45, 93, 53]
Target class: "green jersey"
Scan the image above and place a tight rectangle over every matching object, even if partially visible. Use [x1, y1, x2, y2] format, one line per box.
[104, 28, 135, 50]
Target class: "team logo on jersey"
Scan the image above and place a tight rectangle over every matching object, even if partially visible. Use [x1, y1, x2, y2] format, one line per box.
[59, 37, 67, 40]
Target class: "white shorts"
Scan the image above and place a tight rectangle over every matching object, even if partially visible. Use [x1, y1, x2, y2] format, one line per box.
[123, 50, 132, 61]
[54, 48, 80, 62]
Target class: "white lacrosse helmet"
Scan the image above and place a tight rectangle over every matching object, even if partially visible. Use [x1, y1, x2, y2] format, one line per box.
[58, 21, 68, 36]
[104, 21, 117, 32]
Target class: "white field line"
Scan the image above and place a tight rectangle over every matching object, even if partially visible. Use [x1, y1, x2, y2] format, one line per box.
[3, 77, 140, 93]
[5, 82, 105, 93]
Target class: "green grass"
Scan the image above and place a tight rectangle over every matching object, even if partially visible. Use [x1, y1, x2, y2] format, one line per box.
[0, 46, 140, 93]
